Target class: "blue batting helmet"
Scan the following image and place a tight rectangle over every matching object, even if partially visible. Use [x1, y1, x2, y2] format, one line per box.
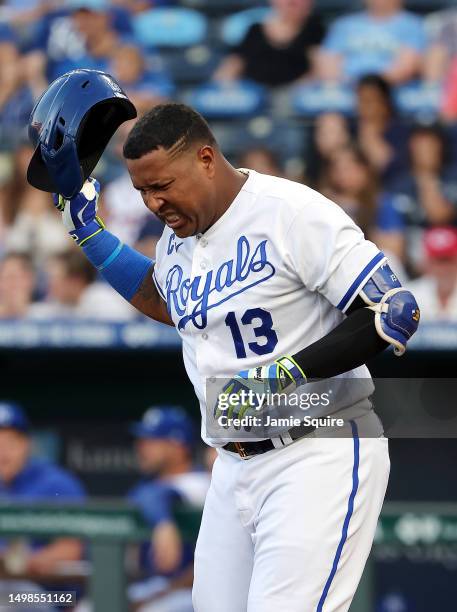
[27, 69, 137, 199]
[130, 406, 195, 448]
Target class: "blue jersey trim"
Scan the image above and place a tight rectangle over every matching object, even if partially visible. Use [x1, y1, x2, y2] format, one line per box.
[153, 267, 166, 301]
[316, 420, 360, 612]
[97, 242, 124, 271]
[337, 252, 385, 312]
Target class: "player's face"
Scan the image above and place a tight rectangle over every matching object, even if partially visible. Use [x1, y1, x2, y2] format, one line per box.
[135, 438, 178, 475]
[126, 145, 217, 238]
[0, 429, 30, 483]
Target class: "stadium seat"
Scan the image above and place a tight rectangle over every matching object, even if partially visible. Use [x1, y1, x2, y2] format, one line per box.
[132, 8, 208, 48]
[161, 46, 222, 85]
[184, 80, 268, 119]
[291, 82, 356, 118]
[210, 117, 306, 170]
[221, 7, 272, 46]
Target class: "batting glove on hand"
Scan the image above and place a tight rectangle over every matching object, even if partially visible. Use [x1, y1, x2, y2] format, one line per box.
[214, 356, 306, 429]
[53, 177, 105, 246]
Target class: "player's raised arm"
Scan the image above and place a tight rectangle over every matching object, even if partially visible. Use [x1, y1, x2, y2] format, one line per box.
[54, 178, 173, 326]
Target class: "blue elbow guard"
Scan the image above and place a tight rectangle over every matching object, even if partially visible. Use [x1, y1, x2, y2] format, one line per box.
[360, 262, 420, 356]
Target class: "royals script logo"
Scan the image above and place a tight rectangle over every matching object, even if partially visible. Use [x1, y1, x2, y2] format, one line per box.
[165, 235, 275, 330]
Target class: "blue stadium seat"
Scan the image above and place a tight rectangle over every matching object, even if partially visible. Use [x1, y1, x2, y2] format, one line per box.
[184, 80, 268, 119]
[210, 117, 306, 166]
[132, 8, 208, 48]
[405, 0, 453, 12]
[221, 7, 272, 46]
[395, 81, 441, 120]
[161, 46, 222, 85]
[291, 82, 356, 118]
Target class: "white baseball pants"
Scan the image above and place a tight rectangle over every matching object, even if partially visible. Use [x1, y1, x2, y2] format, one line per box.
[193, 420, 389, 612]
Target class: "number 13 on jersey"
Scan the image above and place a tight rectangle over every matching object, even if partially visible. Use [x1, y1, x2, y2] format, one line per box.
[225, 308, 278, 358]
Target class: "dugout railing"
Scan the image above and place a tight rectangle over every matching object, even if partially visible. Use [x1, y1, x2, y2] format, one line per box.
[0, 501, 456, 612]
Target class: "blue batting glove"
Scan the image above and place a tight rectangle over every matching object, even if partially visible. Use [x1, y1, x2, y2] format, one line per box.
[53, 177, 105, 246]
[214, 356, 307, 429]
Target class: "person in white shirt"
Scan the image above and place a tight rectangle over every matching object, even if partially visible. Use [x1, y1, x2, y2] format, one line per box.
[28, 249, 135, 321]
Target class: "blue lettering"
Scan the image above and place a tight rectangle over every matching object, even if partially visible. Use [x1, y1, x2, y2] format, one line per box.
[215, 260, 234, 291]
[164, 236, 276, 330]
[166, 266, 185, 316]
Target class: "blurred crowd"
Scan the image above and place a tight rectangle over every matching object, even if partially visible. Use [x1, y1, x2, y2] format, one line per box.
[0, 0, 456, 324]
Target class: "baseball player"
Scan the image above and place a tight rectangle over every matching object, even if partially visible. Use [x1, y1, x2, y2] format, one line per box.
[48, 102, 419, 611]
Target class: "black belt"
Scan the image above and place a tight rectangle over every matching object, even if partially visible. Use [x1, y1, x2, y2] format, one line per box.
[223, 424, 316, 459]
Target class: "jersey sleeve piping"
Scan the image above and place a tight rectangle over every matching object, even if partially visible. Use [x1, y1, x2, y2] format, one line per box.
[337, 252, 386, 313]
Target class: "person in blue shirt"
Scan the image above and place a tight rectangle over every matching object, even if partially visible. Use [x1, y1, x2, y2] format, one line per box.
[23, 0, 133, 86]
[317, 0, 426, 85]
[109, 42, 175, 115]
[0, 402, 85, 577]
[127, 406, 209, 612]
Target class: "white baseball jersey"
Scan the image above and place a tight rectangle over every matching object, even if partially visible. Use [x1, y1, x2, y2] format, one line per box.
[153, 170, 386, 446]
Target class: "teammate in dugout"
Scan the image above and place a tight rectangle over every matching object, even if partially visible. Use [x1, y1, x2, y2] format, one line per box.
[28, 74, 420, 610]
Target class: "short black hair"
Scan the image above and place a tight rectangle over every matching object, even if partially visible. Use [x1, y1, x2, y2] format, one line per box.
[123, 103, 216, 160]
[357, 74, 394, 112]
[410, 122, 448, 163]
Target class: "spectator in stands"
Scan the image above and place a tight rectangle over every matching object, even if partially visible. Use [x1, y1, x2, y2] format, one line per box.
[408, 227, 457, 321]
[0, 1, 58, 54]
[355, 74, 410, 189]
[322, 144, 405, 261]
[3, 159, 68, 267]
[423, 7, 457, 83]
[441, 61, 457, 121]
[391, 124, 457, 226]
[0, 402, 85, 577]
[388, 124, 457, 272]
[127, 406, 209, 612]
[23, 0, 130, 89]
[237, 147, 283, 177]
[0, 24, 22, 130]
[317, 0, 426, 84]
[0, 253, 35, 319]
[109, 43, 174, 115]
[100, 120, 162, 252]
[0, 27, 38, 243]
[423, 8, 457, 121]
[306, 112, 351, 189]
[0, 1, 57, 27]
[28, 249, 136, 320]
[213, 0, 325, 87]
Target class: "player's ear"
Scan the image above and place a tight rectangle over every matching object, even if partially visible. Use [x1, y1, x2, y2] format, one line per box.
[197, 145, 216, 178]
